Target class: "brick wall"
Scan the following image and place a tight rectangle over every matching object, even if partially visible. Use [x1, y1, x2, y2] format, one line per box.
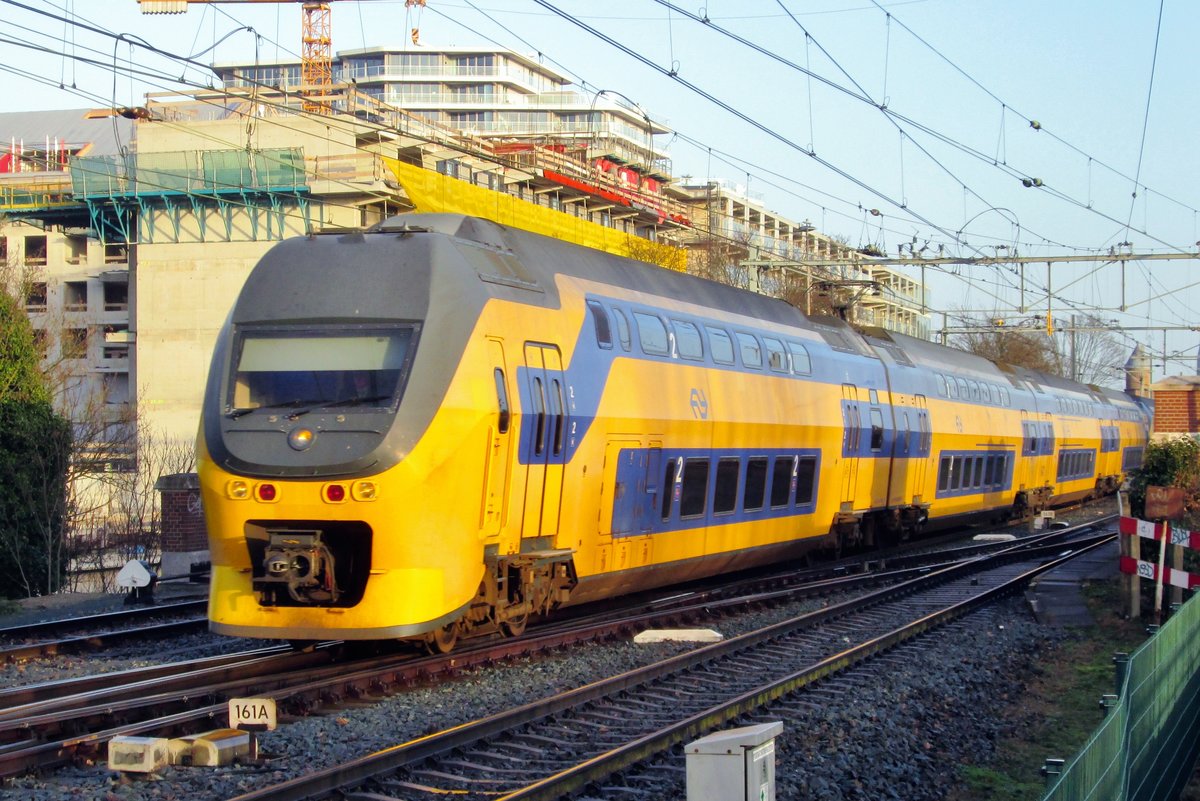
[155, 473, 207, 553]
[1152, 387, 1200, 435]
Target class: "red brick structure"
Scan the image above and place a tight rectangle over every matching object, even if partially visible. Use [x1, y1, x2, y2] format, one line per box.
[1150, 376, 1200, 438]
[154, 472, 209, 578]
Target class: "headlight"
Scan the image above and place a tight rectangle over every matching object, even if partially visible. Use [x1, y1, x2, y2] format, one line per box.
[351, 481, 378, 501]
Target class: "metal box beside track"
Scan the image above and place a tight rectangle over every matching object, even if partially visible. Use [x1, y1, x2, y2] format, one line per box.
[686, 721, 783, 801]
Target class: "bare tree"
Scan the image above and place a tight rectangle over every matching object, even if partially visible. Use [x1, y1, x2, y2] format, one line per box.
[65, 411, 195, 590]
[948, 312, 1062, 374]
[686, 232, 752, 290]
[1053, 313, 1128, 387]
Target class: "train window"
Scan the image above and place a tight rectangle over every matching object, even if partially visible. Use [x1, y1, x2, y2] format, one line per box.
[737, 333, 763, 369]
[229, 326, 415, 414]
[795, 457, 817, 505]
[586, 300, 612, 349]
[612, 308, 632, 351]
[984, 455, 996, 487]
[493, 368, 510, 434]
[672, 319, 704, 361]
[899, 412, 910, 453]
[937, 374, 948, 397]
[713, 458, 740, 515]
[972, 457, 984, 488]
[763, 338, 788, 372]
[680, 459, 710, 519]
[1001, 387, 1010, 406]
[842, 403, 857, 451]
[947, 378, 958, 399]
[661, 459, 678, 521]
[869, 409, 884, 451]
[708, 327, 735, 365]
[787, 342, 812, 375]
[869, 389, 879, 404]
[938, 457, 951, 491]
[531, 376, 547, 457]
[633, 312, 670, 356]
[770, 456, 793, 508]
[550, 379, 565, 456]
[744, 458, 768, 511]
[956, 378, 969, 400]
[951, 456, 964, 490]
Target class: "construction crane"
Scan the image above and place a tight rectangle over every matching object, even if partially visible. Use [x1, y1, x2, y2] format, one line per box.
[137, 0, 335, 114]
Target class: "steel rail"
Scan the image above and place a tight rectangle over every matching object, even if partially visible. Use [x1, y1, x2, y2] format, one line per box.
[0, 516, 1113, 782]
[218, 523, 1116, 801]
[0, 617, 209, 664]
[0, 599, 206, 641]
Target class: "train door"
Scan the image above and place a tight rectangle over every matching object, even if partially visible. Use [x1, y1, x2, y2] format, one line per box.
[520, 343, 567, 542]
[598, 440, 636, 574]
[841, 383, 861, 505]
[1018, 410, 1031, 491]
[600, 442, 660, 574]
[482, 338, 513, 547]
[912, 394, 929, 499]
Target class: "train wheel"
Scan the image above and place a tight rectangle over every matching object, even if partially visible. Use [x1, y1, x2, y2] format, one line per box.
[426, 622, 459, 654]
[500, 611, 528, 638]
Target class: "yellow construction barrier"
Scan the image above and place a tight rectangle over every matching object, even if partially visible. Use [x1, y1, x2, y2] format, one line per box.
[382, 157, 685, 272]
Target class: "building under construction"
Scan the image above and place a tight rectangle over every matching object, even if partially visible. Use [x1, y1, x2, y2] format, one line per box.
[0, 46, 930, 552]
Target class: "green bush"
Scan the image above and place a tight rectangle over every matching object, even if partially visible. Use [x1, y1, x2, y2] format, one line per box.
[1127, 437, 1200, 526]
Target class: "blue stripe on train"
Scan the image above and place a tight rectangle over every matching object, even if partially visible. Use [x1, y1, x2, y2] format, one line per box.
[934, 449, 1015, 499]
[610, 446, 821, 538]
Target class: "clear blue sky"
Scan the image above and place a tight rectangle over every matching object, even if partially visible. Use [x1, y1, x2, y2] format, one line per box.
[2, 0, 1197, 377]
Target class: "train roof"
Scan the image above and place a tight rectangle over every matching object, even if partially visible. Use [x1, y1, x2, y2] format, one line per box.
[375, 213, 833, 332]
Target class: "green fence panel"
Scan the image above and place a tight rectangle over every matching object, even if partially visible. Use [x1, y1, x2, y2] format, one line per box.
[1044, 592, 1200, 801]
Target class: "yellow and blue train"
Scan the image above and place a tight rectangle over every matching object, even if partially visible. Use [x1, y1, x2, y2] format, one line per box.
[197, 214, 1151, 650]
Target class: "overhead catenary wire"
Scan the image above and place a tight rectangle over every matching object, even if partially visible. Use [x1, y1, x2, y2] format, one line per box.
[1125, 0, 1166, 239]
[645, 0, 1188, 254]
[864, 0, 1197, 220]
[2, 0, 1195, 367]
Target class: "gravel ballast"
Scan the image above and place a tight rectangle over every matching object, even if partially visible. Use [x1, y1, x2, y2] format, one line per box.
[1, 507, 1112, 800]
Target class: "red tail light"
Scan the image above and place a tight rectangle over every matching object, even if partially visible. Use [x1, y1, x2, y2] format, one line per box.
[325, 484, 346, 502]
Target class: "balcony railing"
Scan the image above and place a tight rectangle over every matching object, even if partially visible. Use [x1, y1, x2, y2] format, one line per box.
[71, 148, 307, 198]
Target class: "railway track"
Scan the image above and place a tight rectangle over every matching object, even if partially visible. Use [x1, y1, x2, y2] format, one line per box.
[217, 520, 1116, 801]
[0, 516, 1114, 786]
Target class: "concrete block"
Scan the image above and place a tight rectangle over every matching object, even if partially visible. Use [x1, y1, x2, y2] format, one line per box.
[633, 628, 723, 644]
[168, 729, 252, 767]
[108, 736, 170, 774]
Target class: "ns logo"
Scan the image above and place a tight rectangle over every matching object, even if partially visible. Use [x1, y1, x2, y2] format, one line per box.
[690, 388, 709, 419]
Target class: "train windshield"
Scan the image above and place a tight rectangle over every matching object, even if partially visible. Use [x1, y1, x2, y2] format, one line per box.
[226, 326, 416, 415]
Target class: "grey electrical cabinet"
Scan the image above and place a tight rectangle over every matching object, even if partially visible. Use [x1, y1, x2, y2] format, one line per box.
[686, 721, 784, 801]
